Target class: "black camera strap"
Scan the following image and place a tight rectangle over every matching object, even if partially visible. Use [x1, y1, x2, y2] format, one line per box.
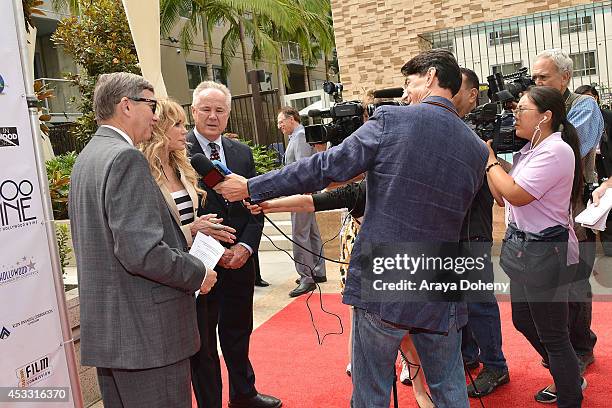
[422, 100, 461, 118]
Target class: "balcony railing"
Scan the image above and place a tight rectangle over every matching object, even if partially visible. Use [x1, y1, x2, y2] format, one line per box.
[281, 42, 318, 68]
[36, 78, 82, 123]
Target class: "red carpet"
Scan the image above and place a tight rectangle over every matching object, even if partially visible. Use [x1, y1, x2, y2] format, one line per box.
[194, 294, 611, 407]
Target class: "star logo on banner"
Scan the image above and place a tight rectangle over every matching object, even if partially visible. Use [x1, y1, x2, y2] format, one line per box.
[26, 261, 36, 271]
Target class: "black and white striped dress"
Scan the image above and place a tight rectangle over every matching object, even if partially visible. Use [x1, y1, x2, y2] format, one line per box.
[171, 189, 195, 225]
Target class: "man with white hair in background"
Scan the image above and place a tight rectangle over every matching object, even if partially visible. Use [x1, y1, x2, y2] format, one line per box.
[531, 48, 604, 381]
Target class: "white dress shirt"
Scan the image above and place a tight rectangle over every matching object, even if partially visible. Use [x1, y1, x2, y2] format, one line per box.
[101, 125, 134, 146]
[193, 128, 227, 165]
[193, 128, 253, 255]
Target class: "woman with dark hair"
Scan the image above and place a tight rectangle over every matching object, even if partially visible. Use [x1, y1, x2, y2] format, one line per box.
[485, 86, 585, 407]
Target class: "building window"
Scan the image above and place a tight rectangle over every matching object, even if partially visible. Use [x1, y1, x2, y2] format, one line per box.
[432, 38, 454, 54]
[261, 72, 273, 91]
[488, 28, 520, 46]
[570, 52, 597, 77]
[186, 63, 227, 89]
[282, 42, 302, 64]
[559, 15, 593, 35]
[491, 62, 522, 76]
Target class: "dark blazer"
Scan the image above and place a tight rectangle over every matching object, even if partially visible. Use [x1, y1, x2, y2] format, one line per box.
[186, 131, 263, 250]
[69, 126, 205, 369]
[248, 97, 488, 332]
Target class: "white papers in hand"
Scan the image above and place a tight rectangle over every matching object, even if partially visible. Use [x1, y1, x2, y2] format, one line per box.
[575, 190, 612, 231]
[189, 232, 226, 296]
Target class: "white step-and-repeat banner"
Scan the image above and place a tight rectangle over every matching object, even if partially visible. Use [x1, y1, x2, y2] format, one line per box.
[0, 1, 79, 406]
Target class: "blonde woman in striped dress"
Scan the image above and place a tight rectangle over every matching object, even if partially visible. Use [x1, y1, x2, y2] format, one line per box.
[140, 98, 236, 248]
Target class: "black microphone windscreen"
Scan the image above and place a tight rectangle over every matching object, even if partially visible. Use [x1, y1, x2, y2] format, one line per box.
[190, 153, 225, 188]
[191, 153, 215, 175]
[372, 87, 404, 99]
[308, 109, 321, 117]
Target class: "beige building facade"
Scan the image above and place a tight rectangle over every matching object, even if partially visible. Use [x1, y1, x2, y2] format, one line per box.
[330, 0, 611, 101]
[162, 21, 334, 105]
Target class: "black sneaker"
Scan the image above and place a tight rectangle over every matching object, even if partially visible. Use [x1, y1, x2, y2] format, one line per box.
[534, 377, 587, 404]
[467, 367, 510, 397]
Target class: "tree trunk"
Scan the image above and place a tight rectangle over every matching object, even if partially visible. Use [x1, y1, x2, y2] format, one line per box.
[302, 50, 310, 91]
[324, 54, 330, 81]
[201, 19, 214, 80]
[238, 20, 249, 83]
[276, 63, 286, 104]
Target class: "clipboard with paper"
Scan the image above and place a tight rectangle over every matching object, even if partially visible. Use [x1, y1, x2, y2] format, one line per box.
[575, 190, 612, 231]
[189, 232, 226, 296]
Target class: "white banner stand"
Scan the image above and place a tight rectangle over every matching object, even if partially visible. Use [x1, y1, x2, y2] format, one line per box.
[0, 1, 83, 406]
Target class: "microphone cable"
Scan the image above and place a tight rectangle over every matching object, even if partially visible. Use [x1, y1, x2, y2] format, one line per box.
[259, 227, 344, 345]
[247, 181, 364, 345]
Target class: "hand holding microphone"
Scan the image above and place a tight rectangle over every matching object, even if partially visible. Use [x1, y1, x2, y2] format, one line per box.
[190, 153, 250, 202]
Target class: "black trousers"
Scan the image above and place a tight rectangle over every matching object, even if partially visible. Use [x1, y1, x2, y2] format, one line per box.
[191, 257, 257, 408]
[568, 232, 597, 356]
[511, 280, 582, 408]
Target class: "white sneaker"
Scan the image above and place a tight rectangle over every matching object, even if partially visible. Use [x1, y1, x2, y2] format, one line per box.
[400, 358, 412, 385]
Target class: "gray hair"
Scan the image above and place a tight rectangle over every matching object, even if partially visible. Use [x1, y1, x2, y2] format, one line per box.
[93, 72, 154, 121]
[192, 81, 232, 110]
[535, 49, 573, 76]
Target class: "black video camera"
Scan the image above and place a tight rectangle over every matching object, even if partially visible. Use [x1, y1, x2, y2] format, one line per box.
[466, 67, 535, 154]
[304, 82, 404, 146]
[487, 67, 535, 105]
[465, 103, 527, 154]
[305, 80, 365, 146]
[304, 101, 365, 146]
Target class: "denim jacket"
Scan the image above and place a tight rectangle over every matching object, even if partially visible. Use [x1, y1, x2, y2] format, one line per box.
[249, 96, 488, 332]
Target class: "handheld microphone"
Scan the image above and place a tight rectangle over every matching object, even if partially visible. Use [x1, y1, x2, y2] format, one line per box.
[190, 153, 226, 188]
[372, 87, 404, 99]
[212, 160, 232, 176]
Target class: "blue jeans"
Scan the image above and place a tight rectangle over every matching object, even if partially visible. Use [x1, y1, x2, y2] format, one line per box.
[462, 301, 507, 371]
[460, 242, 507, 371]
[351, 306, 468, 408]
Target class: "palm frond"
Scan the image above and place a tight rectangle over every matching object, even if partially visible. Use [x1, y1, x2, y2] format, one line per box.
[220, 25, 240, 76]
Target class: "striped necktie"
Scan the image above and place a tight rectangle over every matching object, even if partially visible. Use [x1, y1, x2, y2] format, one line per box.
[209, 142, 220, 161]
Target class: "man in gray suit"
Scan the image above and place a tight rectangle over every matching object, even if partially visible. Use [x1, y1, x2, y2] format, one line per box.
[277, 107, 327, 297]
[69, 72, 217, 407]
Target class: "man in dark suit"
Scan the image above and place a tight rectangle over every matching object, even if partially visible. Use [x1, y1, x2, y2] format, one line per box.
[69, 72, 217, 407]
[215, 50, 488, 408]
[187, 81, 281, 408]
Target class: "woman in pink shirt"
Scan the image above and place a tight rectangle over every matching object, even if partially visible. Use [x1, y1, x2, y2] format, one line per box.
[486, 86, 584, 407]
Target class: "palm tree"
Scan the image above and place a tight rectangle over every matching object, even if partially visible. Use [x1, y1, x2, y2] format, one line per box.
[252, 0, 334, 96]
[292, 0, 335, 91]
[161, 0, 301, 85]
[160, 0, 217, 80]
